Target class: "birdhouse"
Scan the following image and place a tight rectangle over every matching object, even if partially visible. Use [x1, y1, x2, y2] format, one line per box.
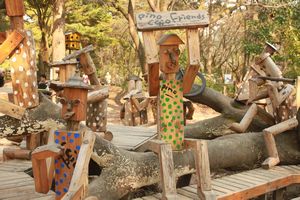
[50, 60, 78, 82]
[158, 34, 184, 74]
[65, 31, 81, 50]
[60, 72, 92, 122]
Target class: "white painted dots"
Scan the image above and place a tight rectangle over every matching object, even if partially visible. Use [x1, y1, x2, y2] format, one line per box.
[33, 81, 36, 87]
[27, 41, 31, 46]
[24, 82, 28, 88]
[14, 91, 18, 95]
[26, 70, 32, 76]
[12, 57, 17, 62]
[30, 61, 34, 66]
[23, 93, 28, 99]
[19, 66, 24, 72]
[11, 68, 15, 74]
[22, 53, 27, 59]
[28, 102, 32, 106]
[16, 80, 20, 84]
[19, 102, 24, 107]
[32, 94, 36, 99]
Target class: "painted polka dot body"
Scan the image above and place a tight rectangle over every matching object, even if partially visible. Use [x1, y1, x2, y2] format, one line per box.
[160, 79, 184, 151]
[54, 130, 82, 200]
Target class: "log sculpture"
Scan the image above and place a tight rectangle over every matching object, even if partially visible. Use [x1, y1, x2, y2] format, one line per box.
[231, 42, 299, 169]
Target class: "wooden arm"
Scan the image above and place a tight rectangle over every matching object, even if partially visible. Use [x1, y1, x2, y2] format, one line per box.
[31, 144, 64, 194]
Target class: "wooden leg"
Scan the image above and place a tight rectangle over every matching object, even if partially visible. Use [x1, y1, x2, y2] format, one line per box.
[230, 104, 258, 133]
[262, 118, 298, 169]
[147, 140, 178, 200]
[3, 148, 31, 161]
[262, 131, 280, 169]
[185, 139, 216, 200]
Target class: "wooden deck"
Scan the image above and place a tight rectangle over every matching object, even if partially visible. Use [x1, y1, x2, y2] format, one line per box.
[108, 124, 157, 151]
[0, 160, 55, 200]
[134, 165, 300, 200]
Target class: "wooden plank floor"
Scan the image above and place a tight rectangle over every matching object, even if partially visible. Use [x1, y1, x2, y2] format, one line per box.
[107, 124, 157, 151]
[134, 165, 300, 200]
[0, 160, 55, 200]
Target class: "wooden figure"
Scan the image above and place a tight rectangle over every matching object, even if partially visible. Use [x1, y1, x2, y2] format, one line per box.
[59, 73, 93, 124]
[50, 60, 78, 83]
[65, 31, 81, 50]
[10, 30, 39, 108]
[135, 10, 212, 199]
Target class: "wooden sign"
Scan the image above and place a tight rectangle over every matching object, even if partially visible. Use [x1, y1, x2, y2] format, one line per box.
[136, 10, 209, 31]
[54, 130, 82, 200]
[0, 30, 24, 64]
[159, 80, 184, 151]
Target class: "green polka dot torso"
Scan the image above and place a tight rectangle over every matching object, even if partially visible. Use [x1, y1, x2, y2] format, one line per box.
[160, 79, 184, 150]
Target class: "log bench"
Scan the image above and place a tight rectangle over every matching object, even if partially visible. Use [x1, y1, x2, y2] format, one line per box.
[134, 165, 300, 200]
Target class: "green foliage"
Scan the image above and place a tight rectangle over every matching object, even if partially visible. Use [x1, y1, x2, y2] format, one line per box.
[66, 1, 115, 47]
[244, 1, 300, 78]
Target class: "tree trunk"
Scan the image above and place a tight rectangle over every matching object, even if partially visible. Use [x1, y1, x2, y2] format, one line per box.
[87, 131, 300, 200]
[52, 0, 65, 62]
[128, 0, 146, 75]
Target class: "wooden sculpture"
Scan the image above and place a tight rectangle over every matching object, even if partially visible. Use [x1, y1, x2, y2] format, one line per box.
[135, 10, 215, 200]
[32, 73, 96, 200]
[231, 42, 299, 169]
[0, 0, 39, 109]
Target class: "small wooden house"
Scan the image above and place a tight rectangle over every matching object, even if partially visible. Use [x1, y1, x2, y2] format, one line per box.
[65, 31, 81, 50]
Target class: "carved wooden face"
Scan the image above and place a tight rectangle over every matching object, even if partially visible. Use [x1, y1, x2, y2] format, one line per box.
[159, 45, 180, 74]
[61, 88, 88, 122]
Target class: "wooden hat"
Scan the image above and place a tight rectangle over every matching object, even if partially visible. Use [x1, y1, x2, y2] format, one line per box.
[157, 34, 184, 46]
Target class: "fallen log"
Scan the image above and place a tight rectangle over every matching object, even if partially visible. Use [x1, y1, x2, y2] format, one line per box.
[87, 131, 300, 199]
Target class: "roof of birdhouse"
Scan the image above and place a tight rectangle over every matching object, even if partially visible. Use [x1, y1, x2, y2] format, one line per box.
[65, 31, 81, 36]
[157, 34, 184, 46]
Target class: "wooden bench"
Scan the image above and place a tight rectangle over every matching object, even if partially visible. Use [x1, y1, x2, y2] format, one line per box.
[134, 165, 300, 200]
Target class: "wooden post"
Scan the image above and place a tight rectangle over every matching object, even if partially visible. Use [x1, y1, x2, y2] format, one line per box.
[10, 30, 39, 108]
[230, 103, 258, 133]
[185, 139, 216, 200]
[148, 140, 178, 200]
[4, 0, 25, 17]
[183, 28, 200, 94]
[79, 53, 100, 85]
[142, 31, 159, 96]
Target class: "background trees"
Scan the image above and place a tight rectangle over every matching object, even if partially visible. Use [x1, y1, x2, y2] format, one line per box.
[0, 0, 298, 91]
